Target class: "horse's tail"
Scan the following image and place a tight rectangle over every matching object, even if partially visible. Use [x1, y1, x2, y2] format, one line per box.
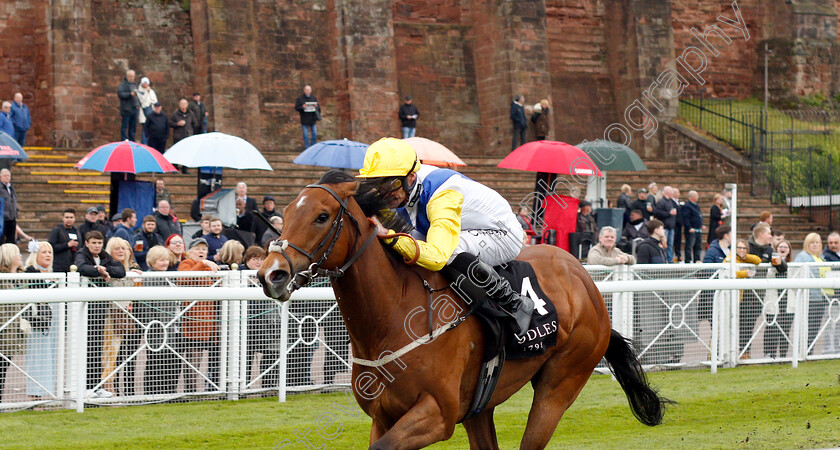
[603, 329, 673, 426]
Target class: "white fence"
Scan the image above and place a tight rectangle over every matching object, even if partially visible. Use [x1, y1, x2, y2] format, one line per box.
[1, 263, 839, 412]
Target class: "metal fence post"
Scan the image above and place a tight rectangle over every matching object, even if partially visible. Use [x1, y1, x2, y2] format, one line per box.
[225, 270, 240, 400]
[239, 272, 249, 396]
[64, 271, 86, 412]
[278, 300, 290, 403]
[56, 274, 68, 409]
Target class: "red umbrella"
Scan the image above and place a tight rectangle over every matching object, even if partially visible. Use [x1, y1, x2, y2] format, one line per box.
[497, 140, 602, 177]
[75, 140, 177, 173]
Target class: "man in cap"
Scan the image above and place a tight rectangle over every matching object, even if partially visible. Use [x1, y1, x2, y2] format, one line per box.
[251, 195, 281, 243]
[78, 206, 111, 248]
[630, 188, 653, 220]
[95, 205, 112, 230]
[145, 102, 169, 153]
[576, 200, 598, 234]
[359, 137, 534, 334]
[398, 95, 419, 139]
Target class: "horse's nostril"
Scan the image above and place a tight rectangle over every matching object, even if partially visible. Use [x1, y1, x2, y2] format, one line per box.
[269, 269, 290, 287]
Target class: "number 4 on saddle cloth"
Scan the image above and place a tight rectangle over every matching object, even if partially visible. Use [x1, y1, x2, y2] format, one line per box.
[440, 253, 559, 419]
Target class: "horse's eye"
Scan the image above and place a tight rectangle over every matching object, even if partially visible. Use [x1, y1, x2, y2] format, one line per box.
[315, 212, 329, 224]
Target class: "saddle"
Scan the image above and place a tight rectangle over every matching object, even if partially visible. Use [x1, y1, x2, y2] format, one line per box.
[445, 259, 558, 420]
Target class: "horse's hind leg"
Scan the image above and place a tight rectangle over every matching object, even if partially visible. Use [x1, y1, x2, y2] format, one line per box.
[519, 359, 594, 449]
[462, 407, 498, 450]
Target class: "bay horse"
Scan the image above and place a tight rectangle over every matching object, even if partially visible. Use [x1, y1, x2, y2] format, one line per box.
[257, 172, 668, 449]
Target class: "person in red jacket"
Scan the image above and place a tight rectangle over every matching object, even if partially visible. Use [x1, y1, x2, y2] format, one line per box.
[178, 238, 220, 392]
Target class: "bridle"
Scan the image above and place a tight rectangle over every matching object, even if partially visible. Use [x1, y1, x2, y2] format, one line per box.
[267, 184, 377, 294]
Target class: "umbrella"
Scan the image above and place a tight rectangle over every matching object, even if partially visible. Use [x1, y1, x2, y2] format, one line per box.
[576, 140, 647, 172]
[0, 131, 27, 160]
[164, 132, 272, 170]
[293, 138, 368, 170]
[403, 137, 466, 167]
[75, 140, 176, 173]
[498, 140, 602, 177]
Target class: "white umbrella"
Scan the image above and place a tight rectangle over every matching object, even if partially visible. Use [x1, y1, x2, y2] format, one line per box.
[163, 132, 273, 170]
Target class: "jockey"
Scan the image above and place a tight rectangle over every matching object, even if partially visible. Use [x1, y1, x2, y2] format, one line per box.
[358, 137, 534, 334]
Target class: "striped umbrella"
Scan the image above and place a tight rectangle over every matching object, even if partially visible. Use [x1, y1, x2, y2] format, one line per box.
[75, 140, 177, 173]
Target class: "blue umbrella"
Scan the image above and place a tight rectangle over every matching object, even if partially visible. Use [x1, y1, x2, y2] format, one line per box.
[0, 131, 28, 160]
[293, 139, 368, 170]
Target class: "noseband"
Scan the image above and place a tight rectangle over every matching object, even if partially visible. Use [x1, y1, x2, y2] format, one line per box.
[267, 184, 377, 293]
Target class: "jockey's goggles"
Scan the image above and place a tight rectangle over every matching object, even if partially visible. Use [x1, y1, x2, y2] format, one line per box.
[373, 176, 407, 195]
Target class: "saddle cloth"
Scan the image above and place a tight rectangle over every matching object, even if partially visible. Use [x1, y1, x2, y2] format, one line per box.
[466, 260, 558, 361]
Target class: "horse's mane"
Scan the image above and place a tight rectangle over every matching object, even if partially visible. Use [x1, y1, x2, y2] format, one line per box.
[317, 170, 414, 234]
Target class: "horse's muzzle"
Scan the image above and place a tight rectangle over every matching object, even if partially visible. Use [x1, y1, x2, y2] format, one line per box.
[261, 268, 291, 301]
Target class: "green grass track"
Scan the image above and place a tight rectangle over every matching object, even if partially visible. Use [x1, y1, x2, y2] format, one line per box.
[4, 360, 840, 449]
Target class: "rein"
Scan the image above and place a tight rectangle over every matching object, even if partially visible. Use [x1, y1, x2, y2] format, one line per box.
[267, 184, 377, 293]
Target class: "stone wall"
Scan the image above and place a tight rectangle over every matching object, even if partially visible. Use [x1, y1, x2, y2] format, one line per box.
[0, 0, 51, 147]
[4, 0, 840, 154]
[393, 22, 481, 151]
[89, 0, 194, 147]
[251, 0, 335, 151]
[670, 0, 761, 98]
[663, 123, 748, 184]
[546, 0, 616, 144]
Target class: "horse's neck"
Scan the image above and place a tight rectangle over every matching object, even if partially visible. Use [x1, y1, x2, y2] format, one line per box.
[331, 234, 425, 359]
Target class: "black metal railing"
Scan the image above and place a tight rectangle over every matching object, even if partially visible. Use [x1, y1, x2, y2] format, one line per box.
[679, 93, 840, 228]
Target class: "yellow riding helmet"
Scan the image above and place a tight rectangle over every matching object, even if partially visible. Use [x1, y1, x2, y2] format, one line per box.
[357, 137, 420, 178]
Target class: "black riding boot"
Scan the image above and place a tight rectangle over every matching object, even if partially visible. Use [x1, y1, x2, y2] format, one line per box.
[442, 253, 534, 335]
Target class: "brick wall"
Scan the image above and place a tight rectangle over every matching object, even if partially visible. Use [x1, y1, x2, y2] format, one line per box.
[664, 123, 746, 183]
[5, 0, 840, 151]
[0, 0, 52, 147]
[546, 0, 617, 144]
[393, 22, 481, 151]
[89, 0, 194, 146]
[670, 0, 761, 98]
[253, 0, 335, 151]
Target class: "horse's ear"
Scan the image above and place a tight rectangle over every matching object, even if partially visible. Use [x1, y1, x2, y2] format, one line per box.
[336, 180, 358, 199]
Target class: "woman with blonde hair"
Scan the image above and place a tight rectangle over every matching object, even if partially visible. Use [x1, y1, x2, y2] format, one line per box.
[617, 184, 633, 226]
[135, 245, 182, 394]
[0, 243, 26, 400]
[794, 232, 831, 349]
[23, 241, 59, 398]
[724, 239, 762, 358]
[217, 239, 245, 270]
[102, 237, 142, 396]
[764, 239, 794, 359]
[708, 193, 725, 245]
[531, 98, 551, 141]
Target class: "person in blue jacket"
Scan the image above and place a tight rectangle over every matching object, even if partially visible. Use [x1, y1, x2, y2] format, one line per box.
[681, 190, 706, 263]
[703, 225, 731, 263]
[0, 102, 15, 136]
[9, 93, 31, 146]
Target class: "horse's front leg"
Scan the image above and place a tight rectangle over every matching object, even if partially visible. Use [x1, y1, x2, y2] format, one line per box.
[369, 393, 456, 450]
[369, 419, 386, 446]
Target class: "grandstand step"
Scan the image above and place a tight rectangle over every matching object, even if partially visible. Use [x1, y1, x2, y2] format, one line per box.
[63, 189, 111, 194]
[22, 146, 54, 151]
[28, 154, 68, 159]
[80, 199, 110, 204]
[47, 180, 110, 185]
[31, 171, 102, 176]
[16, 162, 77, 167]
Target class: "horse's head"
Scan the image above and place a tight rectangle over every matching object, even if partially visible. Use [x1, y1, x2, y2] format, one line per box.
[258, 172, 365, 301]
